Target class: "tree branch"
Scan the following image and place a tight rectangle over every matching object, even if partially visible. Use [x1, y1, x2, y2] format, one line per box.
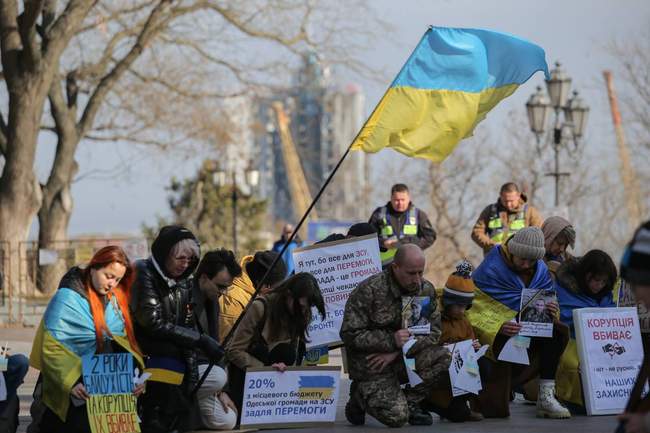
[17, 0, 45, 70]
[78, 0, 173, 135]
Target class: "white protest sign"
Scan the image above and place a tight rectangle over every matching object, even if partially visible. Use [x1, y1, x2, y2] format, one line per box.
[445, 340, 488, 396]
[574, 307, 644, 415]
[293, 234, 381, 349]
[240, 366, 341, 429]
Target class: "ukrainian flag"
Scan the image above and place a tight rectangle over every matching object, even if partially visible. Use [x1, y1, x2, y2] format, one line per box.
[30, 288, 143, 421]
[351, 26, 549, 161]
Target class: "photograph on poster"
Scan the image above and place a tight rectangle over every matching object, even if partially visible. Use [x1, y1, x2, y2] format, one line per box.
[518, 288, 556, 337]
[402, 296, 431, 335]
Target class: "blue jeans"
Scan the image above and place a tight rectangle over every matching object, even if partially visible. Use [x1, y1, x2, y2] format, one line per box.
[1, 354, 29, 411]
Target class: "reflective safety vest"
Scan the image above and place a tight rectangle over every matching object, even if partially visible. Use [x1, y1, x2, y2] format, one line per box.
[379, 206, 418, 264]
[487, 203, 527, 244]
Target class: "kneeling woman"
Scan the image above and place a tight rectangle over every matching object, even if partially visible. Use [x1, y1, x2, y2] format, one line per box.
[555, 249, 618, 410]
[30, 246, 144, 433]
[226, 272, 326, 414]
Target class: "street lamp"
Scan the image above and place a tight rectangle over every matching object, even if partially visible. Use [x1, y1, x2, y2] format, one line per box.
[214, 161, 260, 256]
[525, 61, 590, 207]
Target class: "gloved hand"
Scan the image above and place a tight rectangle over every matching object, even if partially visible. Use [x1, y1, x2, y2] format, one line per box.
[199, 334, 225, 362]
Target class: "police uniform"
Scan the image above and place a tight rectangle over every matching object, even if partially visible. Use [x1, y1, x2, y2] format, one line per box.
[339, 268, 451, 427]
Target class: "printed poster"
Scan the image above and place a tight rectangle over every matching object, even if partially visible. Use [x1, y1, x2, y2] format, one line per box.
[293, 234, 381, 348]
[402, 296, 431, 335]
[240, 366, 341, 428]
[82, 353, 139, 433]
[574, 307, 644, 415]
[518, 288, 555, 338]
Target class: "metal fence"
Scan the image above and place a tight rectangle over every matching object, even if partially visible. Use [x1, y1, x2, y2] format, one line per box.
[0, 238, 148, 324]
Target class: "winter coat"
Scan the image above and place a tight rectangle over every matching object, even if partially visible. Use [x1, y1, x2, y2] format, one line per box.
[130, 227, 201, 392]
[272, 238, 300, 275]
[218, 255, 255, 342]
[225, 294, 299, 370]
[472, 196, 543, 254]
[440, 313, 475, 345]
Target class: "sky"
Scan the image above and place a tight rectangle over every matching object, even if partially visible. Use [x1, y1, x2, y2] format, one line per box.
[31, 0, 650, 239]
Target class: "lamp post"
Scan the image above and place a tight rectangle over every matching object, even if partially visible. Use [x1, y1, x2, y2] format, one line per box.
[214, 161, 260, 256]
[525, 62, 589, 207]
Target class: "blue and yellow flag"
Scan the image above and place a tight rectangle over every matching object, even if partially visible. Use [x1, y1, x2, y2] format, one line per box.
[30, 288, 143, 421]
[351, 26, 549, 161]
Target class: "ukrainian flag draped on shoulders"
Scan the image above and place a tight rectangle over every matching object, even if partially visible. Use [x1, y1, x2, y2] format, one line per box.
[554, 275, 617, 406]
[466, 245, 553, 357]
[351, 26, 550, 161]
[30, 287, 143, 421]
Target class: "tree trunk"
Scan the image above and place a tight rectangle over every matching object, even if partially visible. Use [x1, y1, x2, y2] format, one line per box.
[37, 183, 75, 294]
[0, 86, 47, 299]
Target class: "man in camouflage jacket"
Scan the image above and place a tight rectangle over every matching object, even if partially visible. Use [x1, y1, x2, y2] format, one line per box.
[340, 244, 451, 427]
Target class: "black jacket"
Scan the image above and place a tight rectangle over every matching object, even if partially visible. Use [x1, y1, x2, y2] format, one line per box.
[368, 202, 437, 251]
[131, 257, 200, 390]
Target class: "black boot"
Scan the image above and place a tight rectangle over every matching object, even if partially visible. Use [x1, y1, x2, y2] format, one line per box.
[345, 381, 365, 426]
[408, 401, 433, 426]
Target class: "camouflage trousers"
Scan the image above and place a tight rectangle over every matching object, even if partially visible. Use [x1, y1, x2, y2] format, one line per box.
[350, 345, 451, 427]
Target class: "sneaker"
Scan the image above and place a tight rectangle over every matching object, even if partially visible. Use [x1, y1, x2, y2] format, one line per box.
[345, 382, 365, 425]
[536, 381, 571, 419]
[408, 403, 433, 426]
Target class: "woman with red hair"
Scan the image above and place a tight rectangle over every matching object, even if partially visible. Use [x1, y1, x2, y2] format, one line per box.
[29, 246, 145, 433]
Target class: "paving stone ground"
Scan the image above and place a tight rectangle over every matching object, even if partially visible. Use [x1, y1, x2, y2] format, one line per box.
[3, 326, 619, 433]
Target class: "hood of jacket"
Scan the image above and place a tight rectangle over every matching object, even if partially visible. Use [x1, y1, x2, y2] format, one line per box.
[58, 266, 87, 299]
[556, 257, 611, 300]
[150, 225, 199, 280]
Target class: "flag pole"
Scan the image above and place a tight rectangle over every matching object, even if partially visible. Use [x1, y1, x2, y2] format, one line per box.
[222, 28, 432, 347]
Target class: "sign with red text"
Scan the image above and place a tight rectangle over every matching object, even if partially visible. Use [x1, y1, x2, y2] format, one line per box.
[293, 234, 381, 349]
[574, 307, 644, 415]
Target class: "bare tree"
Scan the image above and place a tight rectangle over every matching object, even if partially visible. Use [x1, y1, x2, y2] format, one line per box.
[0, 0, 385, 294]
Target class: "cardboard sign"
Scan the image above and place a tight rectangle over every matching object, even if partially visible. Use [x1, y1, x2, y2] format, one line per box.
[87, 394, 140, 433]
[574, 307, 644, 415]
[240, 366, 341, 429]
[82, 353, 134, 395]
[293, 234, 381, 348]
[82, 353, 139, 433]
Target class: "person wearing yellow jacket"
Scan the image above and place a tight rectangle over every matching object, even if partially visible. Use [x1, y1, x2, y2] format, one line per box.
[218, 251, 287, 342]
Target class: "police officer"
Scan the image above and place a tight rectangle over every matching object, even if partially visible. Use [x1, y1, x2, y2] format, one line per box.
[368, 184, 436, 266]
[340, 244, 451, 427]
[471, 182, 542, 256]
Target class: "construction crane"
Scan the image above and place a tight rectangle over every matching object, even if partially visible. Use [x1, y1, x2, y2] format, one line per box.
[603, 71, 644, 229]
[271, 101, 318, 230]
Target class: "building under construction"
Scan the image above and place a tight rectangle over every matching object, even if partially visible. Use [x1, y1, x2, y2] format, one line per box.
[254, 52, 368, 226]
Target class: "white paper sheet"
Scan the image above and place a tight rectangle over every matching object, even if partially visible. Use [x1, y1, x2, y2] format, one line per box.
[402, 338, 423, 386]
[497, 335, 530, 365]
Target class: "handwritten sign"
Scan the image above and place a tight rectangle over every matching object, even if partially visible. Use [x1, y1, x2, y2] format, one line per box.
[574, 307, 644, 415]
[293, 234, 381, 348]
[82, 353, 134, 395]
[82, 353, 139, 433]
[240, 366, 341, 429]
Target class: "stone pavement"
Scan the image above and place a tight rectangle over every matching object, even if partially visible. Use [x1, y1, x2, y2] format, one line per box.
[4, 326, 619, 433]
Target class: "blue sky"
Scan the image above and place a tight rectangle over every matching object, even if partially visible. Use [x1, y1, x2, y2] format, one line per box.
[32, 0, 649, 239]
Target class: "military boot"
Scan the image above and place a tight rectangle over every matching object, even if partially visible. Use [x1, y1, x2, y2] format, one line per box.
[408, 401, 433, 426]
[345, 381, 365, 425]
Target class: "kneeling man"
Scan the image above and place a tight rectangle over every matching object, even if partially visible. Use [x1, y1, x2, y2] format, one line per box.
[340, 244, 450, 427]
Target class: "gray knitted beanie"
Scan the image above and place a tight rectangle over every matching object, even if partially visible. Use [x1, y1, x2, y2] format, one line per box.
[508, 227, 545, 260]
